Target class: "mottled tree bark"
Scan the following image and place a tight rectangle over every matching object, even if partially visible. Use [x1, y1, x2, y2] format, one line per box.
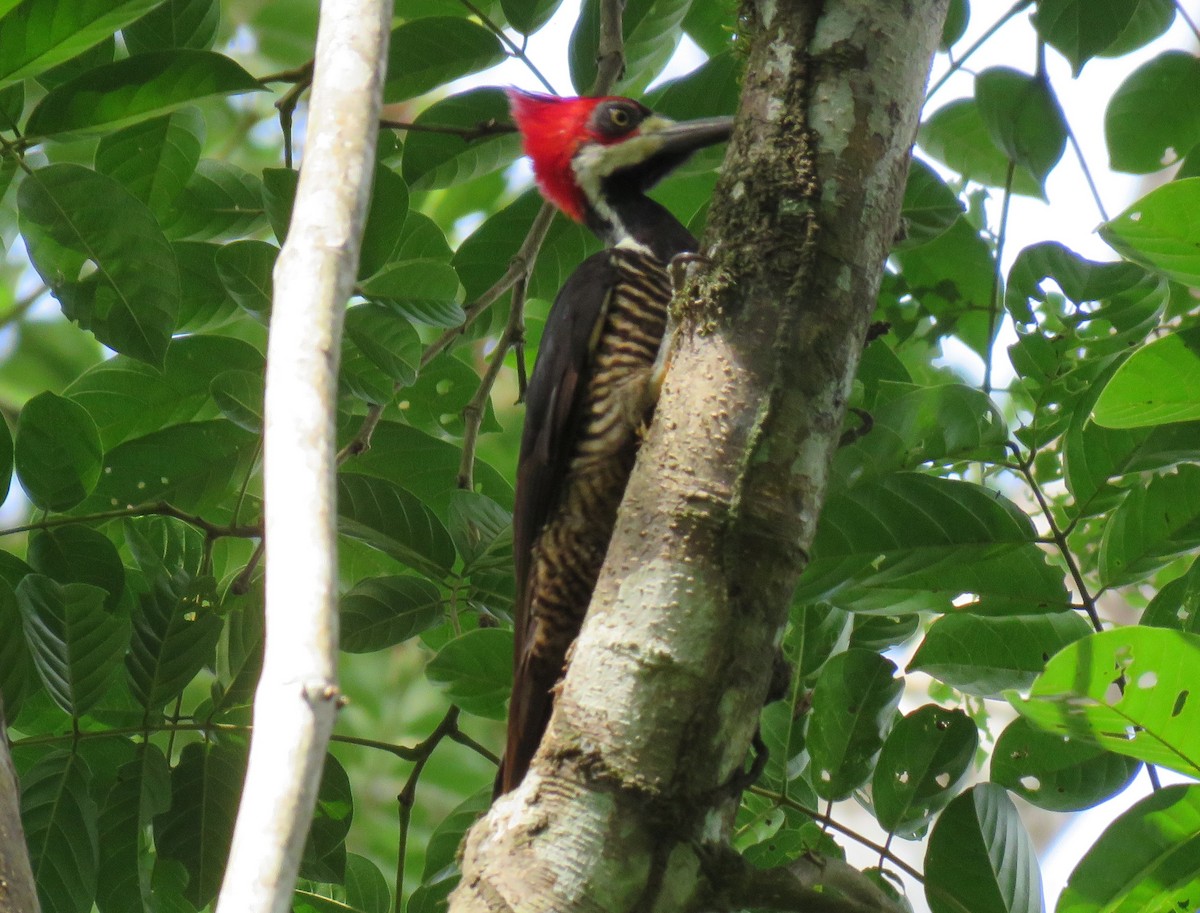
[451, 1, 948, 910]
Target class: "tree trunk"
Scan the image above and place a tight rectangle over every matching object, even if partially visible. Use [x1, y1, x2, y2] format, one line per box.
[451, 1, 949, 909]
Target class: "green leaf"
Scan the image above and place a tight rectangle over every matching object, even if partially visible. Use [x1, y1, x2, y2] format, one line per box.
[398, 353, 500, 439]
[1010, 627, 1200, 777]
[210, 369, 264, 433]
[383, 18, 505, 103]
[1056, 783, 1200, 913]
[83, 419, 258, 515]
[832, 383, 1007, 488]
[161, 159, 265, 241]
[261, 166, 298, 243]
[401, 88, 521, 192]
[16, 575, 129, 716]
[94, 108, 204, 218]
[15, 390, 103, 511]
[850, 612, 921, 653]
[1034, 0, 1174, 74]
[873, 705, 977, 837]
[300, 754, 353, 883]
[925, 784, 1044, 913]
[0, 413, 9, 501]
[337, 473, 457, 578]
[360, 259, 463, 309]
[786, 603, 851, 682]
[795, 474, 1069, 615]
[991, 716, 1139, 813]
[919, 98, 1044, 198]
[22, 749, 99, 913]
[356, 163, 410, 279]
[343, 304, 422, 389]
[26, 50, 260, 138]
[340, 575, 442, 653]
[96, 746, 173, 913]
[1093, 327, 1200, 428]
[345, 854, 391, 913]
[909, 612, 1093, 698]
[423, 788, 491, 880]
[215, 239, 276, 314]
[28, 523, 125, 610]
[806, 649, 903, 800]
[447, 490, 511, 569]
[570, 0, 694, 94]
[974, 68, 1067, 193]
[0, 577, 37, 722]
[154, 740, 247, 908]
[124, 519, 222, 710]
[1106, 51, 1200, 173]
[895, 159, 965, 249]
[173, 241, 241, 331]
[19, 163, 180, 365]
[123, 0, 220, 52]
[1099, 464, 1200, 586]
[1100, 177, 1200, 286]
[425, 627, 513, 719]
[1143, 555, 1200, 634]
[0, 0, 165, 89]
[501, 0, 562, 34]
[341, 421, 513, 513]
[940, 0, 968, 49]
[65, 334, 263, 449]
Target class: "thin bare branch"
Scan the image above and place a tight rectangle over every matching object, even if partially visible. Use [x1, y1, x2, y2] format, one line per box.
[381, 117, 515, 141]
[457, 0, 558, 94]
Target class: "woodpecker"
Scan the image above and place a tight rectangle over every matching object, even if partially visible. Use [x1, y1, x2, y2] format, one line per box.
[499, 89, 733, 794]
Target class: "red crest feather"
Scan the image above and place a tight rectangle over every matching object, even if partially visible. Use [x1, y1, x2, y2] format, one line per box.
[507, 89, 605, 222]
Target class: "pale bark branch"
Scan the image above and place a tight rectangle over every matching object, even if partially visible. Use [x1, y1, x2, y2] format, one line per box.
[451, 0, 948, 910]
[214, 2, 392, 911]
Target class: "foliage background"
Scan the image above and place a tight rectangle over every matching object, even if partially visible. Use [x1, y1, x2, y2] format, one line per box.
[1, 1, 1199, 912]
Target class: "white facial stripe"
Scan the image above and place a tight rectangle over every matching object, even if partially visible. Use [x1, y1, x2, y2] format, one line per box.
[570, 115, 676, 209]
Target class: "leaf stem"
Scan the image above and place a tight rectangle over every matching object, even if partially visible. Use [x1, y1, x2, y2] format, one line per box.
[457, 0, 558, 95]
[926, 0, 1035, 101]
[0, 501, 261, 541]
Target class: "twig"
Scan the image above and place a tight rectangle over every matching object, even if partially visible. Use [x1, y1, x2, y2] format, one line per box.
[926, 0, 1034, 100]
[231, 540, 266, 596]
[395, 707, 463, 913]
[1005, 446, 1102, 631]
[381, 117, 515, 141]
[457, 272, 530, 491]
[750, 787, 925, 884]
[1064, 117, 1109, 222]
[0, 501, 261, 541]
[458, 0, 558, 94]
[1175, 0, 1200, 43]
[592, 0, 627, 93]
[274, 61, 315, 169]
[0, 285, 47, 329]
[983, 159, 1015, 395]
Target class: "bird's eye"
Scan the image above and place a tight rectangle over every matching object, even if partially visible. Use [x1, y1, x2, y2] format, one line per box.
[609, 107, 631, 128]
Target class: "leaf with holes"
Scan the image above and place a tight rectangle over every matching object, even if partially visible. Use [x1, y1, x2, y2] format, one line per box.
[1009, 627, 1200, 777]
[22, 749, 99, 913]
[340, 576, 442, 653]
[1093, 327, 1200, 428]
[873, 705, 977, 837]
[15, 391, 103, 511]
[16, 575, 129, 717]
[925, 784, 1044, 913]
[1056, 783, 1200, 913]
[1099, 463, 1200, 586]
[806, 649, 903, 801]
[1143, 555, 1200, 635]
[1100, 177, 1200, 286]
[1106, 51, 1200, 173]
[0, 0, 163, 88]
[992, 716, 1139, 813]
[19, 164, 180, 365]
[909, 612, 1093, 697]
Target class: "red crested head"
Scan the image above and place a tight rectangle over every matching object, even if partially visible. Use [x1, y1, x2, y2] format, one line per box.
[507, 89, 651, 222]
